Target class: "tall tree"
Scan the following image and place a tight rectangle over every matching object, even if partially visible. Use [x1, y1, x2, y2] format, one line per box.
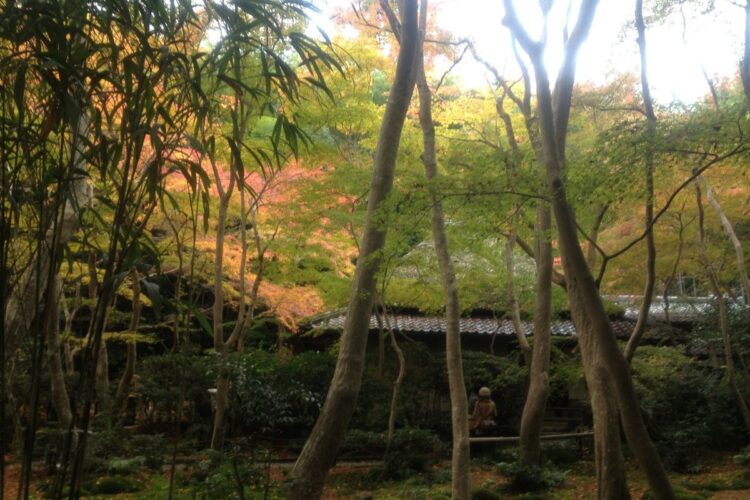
[412, 0, 471, 495]
[287, 2, 420, 497]
[695, 181, 750, 430]
[502, 1, 675, 498]
[624, 0, 658, 363]
[471, 40, 556, 467]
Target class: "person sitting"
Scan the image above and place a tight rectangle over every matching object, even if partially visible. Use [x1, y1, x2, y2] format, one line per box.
[470, 386, 497, 436]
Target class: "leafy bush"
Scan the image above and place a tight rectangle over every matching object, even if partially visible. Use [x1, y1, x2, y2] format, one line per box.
[339, 430, 388, 459]
[138, 349, 214, 427]
[472, 488, 502, 500]
[548, 344, 583, 407]
[383, 428, 442, 479]
[230, 350, 335, 437]
[180, 447, 272, 498]
[462, 351, 527, 429]
[83, 475, 141, 495]
[107, 456, 146, 475]
[734, 445, 750, 466]
[543, 442, 581, 466]
[128, 434, 166, 470]
[496, 461, 567, 492]
[632, 346, 746, 471]
[86, 429, 129, 472]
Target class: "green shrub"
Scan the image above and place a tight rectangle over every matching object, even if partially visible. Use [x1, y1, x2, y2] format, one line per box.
[339, 430, 388, 459]
[734, 445, 750, 466]
[383, 428, 442, 479]
[543, 442, 581, 466]
[138, 349, 214, 427]
[180, 447, 273, 498]
[107, 456, 146, 475]
[230, 350, 335, 437]
[84, 475, 141, 495]
[472, 487, 502, 500]
[496, 462, 567, 492]
[462, 351, 527, 429]
[128, 434, 166, 470]
[632, 346, 746, 471]
[85, 429, 129, 473]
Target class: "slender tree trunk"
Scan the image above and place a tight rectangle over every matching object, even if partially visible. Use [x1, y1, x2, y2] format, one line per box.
[663, 213, 686, 325]
[695, 183, 750, 430]
[625, 0, 657, 362]
[95, 342, 109, 410]
[702, 179, 750, 303]
[377, 302, 405, 444]
[493, 54, 554, 470]
[586, 204, 608, 270]
[113, 268, 141, 421]
[286, 3, 419, 497]
[506, 213, 532, 364]
[46, 277, 72, 430]
[741, 1, 750, 105]
[503, 2, 674, 498]
[519, 203, 553, 466]
[210, 182, 234, 450]
[415, 5, 470, 494]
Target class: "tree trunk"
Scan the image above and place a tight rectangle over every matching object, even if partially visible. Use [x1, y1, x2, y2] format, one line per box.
[286, 3, 419, 497]
[741, 0, 750, 105]
[415, 5, 470, 494]
[506, 213, 532, 364]
[702, 178, 750, 303]
[518, 202, 553, 466]
[586, 204, 608, 270]
[503, 1, 674, 497]
[695, 183, 750, 430]
[663, 213, 686, 325]
[377, 302, 405, 444]
[113, 268, 142, 421]
[210, 179, 234, 450]
[624, 0, 657, 363]
[46, 277, 72, 430]
[492, 53, 554, 469]
[580, 321, 629, 499]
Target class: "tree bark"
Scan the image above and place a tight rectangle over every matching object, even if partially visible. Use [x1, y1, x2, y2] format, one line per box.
[695, 183, 750, 430]
[210, 169, 235, 450]
[113, 268, 142, 421]
[415, 3, 470, 494]
[519, 203, 553, 466]
[506, 211, 532, 364]
[46, 277, 72, 431]
[503, 1, 674, 498]
[663, 212, 686, 325]
[702, 178, 750, 303]
[377, 302, 405, 445]
[624, 0, 657, 363]
[586, 204, 608, 271]
[741, 1, 750, 105]
[492, 58, 554, 468]
[286, 3, 419, 497]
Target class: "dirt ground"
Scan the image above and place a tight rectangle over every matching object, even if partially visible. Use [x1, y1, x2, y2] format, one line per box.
[3, 452, 749, 498]
[317, 453, 750, 499]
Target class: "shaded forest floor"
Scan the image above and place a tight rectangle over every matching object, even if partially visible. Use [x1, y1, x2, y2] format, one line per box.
[318, 454, 750, 499]
[7, 450, 749, 499]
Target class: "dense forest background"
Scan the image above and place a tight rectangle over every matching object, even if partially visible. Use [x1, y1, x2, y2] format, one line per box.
[1, 0, 750, 498]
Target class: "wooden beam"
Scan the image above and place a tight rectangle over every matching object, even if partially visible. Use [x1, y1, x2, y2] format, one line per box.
[469, 431, 593, 444]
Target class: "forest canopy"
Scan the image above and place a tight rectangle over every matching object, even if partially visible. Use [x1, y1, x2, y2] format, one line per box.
[1, 0, 749, 499]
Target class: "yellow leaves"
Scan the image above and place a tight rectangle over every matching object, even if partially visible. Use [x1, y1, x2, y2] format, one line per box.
[103, 331, 158, 344]
[260, 283, 325, 332]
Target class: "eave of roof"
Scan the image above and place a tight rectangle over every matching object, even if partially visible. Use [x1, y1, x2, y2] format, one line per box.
[308, 312, 638, 338]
